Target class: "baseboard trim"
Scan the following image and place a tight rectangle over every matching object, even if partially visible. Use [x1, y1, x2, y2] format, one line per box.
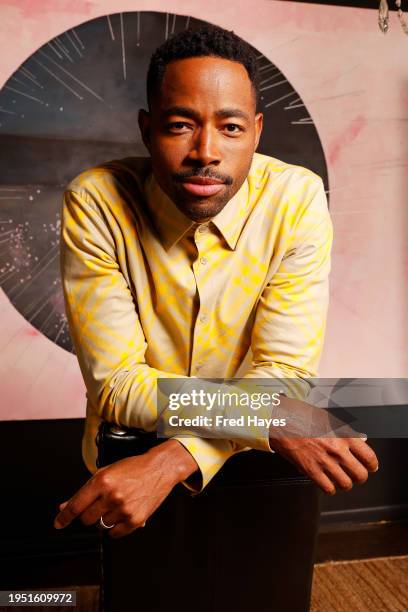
[316, 518, 408, 563]
[320, 503, 408, 527]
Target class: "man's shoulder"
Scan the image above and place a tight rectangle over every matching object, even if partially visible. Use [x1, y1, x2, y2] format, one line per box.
[249, 153, 328, 226]
[250, 152, 323, 189]
[65, 156, 152, 201]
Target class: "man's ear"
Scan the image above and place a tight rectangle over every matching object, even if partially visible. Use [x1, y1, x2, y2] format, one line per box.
[254, 112, 263, 151]
[138, 109, 151, 153]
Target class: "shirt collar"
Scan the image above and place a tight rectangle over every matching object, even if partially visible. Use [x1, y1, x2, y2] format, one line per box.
[144, 162, 253, 251]
[144, 172, 195, 251]
[210, 177, 249, 250]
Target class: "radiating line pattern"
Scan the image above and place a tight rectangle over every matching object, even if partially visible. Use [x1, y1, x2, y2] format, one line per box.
[0, 11, 327, 353]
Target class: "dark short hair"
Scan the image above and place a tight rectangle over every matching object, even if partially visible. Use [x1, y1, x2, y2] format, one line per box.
[146, 24, 260, 111]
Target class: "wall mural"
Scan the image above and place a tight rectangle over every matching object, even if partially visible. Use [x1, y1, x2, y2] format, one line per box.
[0, 11, 327, 354]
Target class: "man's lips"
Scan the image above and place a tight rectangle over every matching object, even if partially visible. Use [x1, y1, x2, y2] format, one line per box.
[179, 177, 226, 197]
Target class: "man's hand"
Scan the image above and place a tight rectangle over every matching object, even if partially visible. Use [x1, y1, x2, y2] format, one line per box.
[269, 397, 379, 495]
[53, 439, 198, 538]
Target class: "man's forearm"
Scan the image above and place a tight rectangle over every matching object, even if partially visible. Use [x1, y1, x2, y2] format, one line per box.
[146, 438, 200, 486]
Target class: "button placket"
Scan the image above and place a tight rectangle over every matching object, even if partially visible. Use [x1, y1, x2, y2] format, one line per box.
[191, 230, 212, 376]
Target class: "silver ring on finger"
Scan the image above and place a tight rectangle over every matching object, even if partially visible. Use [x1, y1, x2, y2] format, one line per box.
[99, 516, 115, 530]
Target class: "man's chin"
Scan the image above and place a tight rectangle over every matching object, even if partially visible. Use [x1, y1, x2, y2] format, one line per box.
[178, 196, 228, 222]
[183, 204, 224, 221]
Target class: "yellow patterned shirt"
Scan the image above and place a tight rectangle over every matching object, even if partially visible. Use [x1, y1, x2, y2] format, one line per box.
[60, 151, 333, 492]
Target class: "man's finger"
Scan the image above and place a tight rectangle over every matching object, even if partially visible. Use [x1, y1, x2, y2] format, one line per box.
[317, 472, 337, 495]
[338, 450, 369, 485]
[323, 459, 353, 491]
[80, 497, 110, 527]
[98, 510, 118, 529]
[306, 464, 337, 496]
[348, 438, 379, 472]
[54, 479, 99, 529]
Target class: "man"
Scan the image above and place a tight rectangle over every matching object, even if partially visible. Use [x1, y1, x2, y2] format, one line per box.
[54, 24, 378, 539]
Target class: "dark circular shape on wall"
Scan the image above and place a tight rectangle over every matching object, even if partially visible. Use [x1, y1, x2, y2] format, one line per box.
[0, 11, 328, 353]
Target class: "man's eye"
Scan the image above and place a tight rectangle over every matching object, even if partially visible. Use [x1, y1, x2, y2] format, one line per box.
[223, 124, 243, 134]
[167, 122, 190, 131]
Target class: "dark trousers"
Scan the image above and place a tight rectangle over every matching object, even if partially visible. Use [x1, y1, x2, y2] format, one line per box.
[99, 449, 320, 612]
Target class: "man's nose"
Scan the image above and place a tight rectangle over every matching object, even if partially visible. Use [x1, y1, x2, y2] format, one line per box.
[188, 126, 221, 166]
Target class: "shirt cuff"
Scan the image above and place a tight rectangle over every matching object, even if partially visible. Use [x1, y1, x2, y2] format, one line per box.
[172, 436, 236, 493]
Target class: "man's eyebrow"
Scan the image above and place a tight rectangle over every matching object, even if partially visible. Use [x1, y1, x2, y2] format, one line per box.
[161, 106, 250, 122]
[215, 108, 250, 122]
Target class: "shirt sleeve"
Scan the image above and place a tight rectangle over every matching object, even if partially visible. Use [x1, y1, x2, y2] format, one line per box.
[60, 188, 237, 493]
[240, 176, 333, 451]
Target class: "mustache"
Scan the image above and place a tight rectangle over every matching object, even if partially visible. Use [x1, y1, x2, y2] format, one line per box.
[173, 169, 233, 185]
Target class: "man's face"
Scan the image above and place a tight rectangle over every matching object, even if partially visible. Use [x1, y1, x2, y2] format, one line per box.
[139, 56, 263, 222]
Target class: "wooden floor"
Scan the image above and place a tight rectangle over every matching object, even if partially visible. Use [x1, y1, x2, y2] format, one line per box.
[311, 555, 408, 611]
[1, 555, 407, 611]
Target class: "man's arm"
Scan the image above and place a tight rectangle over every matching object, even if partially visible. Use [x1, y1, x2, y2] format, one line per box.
[59, 189, 238, 492]
[55, 186, 250, 537]
[240, 177, 378, 492]
[243, 177, 332, 385]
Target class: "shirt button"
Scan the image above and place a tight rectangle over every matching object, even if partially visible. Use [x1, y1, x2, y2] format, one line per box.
[198, 224, 208, 233]
[199, 314, 207, 323]
[200, 256, 207, 265]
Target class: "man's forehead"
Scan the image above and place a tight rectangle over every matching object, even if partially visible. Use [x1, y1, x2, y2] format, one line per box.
[162, 56, 250, 85]
[156, 56, 255, 112]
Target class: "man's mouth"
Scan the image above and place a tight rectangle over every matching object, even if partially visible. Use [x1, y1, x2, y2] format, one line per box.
[179, 176, 226, 197]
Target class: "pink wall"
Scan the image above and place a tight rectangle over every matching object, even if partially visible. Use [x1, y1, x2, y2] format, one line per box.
[0, 0, 407, 420]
